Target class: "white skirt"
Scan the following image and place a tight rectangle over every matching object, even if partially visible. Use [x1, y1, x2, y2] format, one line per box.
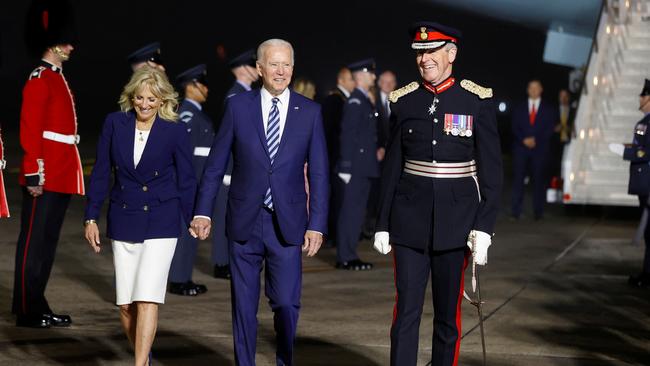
[112, 238, 177, 305]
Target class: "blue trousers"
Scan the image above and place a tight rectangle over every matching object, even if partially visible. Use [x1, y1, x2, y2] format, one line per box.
[336, 176, 371, 262]
[230, 208, 302, 366]
[211, 183, 230, 266]
[511, 146, 548, 217]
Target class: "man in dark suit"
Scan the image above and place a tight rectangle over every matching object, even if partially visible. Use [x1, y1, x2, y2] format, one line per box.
[335, 58, 381, 270]
[322, 67, 355, 244]
[190, 39, 329, 366]
[167, 64, 214, 296]
[208, 48, 260, 280]
[511, 79, 558, 220]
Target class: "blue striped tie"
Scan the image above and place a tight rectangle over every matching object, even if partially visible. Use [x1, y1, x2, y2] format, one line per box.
[264, 97, 280, 210]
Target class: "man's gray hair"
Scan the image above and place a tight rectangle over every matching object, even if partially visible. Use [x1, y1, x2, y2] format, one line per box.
[257, 39, 295, 65]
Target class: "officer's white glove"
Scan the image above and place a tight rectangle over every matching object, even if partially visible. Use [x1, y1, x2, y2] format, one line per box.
[222, 174, 231, 186]
[608, 143, 624, 157]
[467, 230, 491, 266]
[338, 173, 352, 184]
[373, 231, 391, 254]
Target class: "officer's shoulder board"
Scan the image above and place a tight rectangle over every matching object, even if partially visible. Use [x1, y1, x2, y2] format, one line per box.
[460, 79, 493, 99]
[28, 66, 47, 80]
[348, 97, 362, 105]
[389, 82, 419, 103]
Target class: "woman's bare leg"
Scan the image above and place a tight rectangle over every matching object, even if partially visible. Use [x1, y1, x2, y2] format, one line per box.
[119, 304, 137, 347]
[134, 302, 158, 366]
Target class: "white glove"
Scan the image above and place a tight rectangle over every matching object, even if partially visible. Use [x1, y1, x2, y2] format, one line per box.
[608, 143, 624, 157]
[373, 231, 391, 254]
[222, 174, 231, 186]
[338, 173, 351, 184]
[467, 230, 491, 266]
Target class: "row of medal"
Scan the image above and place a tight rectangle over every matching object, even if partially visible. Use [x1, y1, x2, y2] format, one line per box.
[443, 113, 474, 137]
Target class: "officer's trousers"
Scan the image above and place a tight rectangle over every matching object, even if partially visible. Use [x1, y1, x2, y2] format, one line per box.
[391, 245, 468, 366]
[638, 195, 650, 274]
[12, 188, 70, 315]
[336, 175, 371, 262]
[169, 218, 198, 283]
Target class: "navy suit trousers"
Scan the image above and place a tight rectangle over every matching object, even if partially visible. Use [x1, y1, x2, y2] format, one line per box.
[511, 146, 548, 217]
[230, 208, 301, 366]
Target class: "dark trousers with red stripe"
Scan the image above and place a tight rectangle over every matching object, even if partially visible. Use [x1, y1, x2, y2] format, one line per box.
[12, 188, 70, 316]
[391, 245, 468, 366]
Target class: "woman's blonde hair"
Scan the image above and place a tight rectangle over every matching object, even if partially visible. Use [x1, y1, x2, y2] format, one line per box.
[293, 77, 316, 100]
[118, 65, 179, 121]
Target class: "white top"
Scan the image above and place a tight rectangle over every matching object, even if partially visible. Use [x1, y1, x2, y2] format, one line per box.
[261, 86, 290, 140]
[528, 98, 541, 113]
[134, 128, 151, 168]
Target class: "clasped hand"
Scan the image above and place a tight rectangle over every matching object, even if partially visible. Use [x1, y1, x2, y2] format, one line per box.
[189, 217, 211, 240]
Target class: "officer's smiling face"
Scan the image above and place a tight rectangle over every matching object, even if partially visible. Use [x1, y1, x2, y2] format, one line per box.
[416, 45, 456, 85]
[257, 45, 294, 96]
[132, 85, 162, 122]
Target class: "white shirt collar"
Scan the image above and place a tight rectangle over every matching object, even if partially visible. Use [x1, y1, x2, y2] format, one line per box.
[261, 86, 290, 106]
[237, 79, 252, 91]
[337, 85, 350, 98]
[528, 98, 541, 111]
[185, 98, 202, 111]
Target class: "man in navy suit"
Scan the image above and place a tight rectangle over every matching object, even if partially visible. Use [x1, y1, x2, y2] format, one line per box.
[511, 79, 557, 220]
[190, 39, 329, 366]
[168, 64, 214, 296]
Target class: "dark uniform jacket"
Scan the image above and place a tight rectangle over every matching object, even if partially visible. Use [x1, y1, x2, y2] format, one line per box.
[624, 113, 650, 195]
[178, 99, 216, 179]
[337, 88, 380, 178]
[376, 77, 503, 251]
[322, 88, 347, 168]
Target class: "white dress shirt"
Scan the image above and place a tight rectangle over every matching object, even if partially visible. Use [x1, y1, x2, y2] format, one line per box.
[185, 98, 202, 111]
[528, 98, 541, 114]
[261, 86, 291, 141]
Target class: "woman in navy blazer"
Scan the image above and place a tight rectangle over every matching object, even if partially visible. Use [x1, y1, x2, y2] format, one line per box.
[83, 66, 196, 365]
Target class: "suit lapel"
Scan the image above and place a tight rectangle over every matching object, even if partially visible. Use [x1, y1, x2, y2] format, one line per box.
[118, 112, 137, 173]
[251, 90, 271, 160]
[275, 92, 298, 161]
[136, 115, 163, 174]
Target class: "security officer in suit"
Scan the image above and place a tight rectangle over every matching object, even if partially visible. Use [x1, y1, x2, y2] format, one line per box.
[168, 64, 214, 295]
[336, 58, 380, 270]
[127, 42, 165, 72]
[622, 79, 650, 288]
[206, 49, 260, 280]
[373, 22, 502, 366]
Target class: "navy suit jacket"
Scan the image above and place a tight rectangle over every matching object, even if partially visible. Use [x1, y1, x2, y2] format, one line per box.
[195, 89, 329, 245]
[511, 99, 558, 153]
[85, 111, 197, 242]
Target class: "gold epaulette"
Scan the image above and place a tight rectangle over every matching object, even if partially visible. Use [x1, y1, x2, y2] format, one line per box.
[389, 82, 419, 103]
[460, 79, 493, 99]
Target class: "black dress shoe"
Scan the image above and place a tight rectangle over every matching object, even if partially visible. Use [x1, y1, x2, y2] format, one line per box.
[43, 313, 72, 327]
[16, 314, 50, 328]
[213, 264, 231, 279]
[187, 281, 207, 294]
[628, 272, 650, 288]
[336, 259, 373, 271]
[169, 282, 199, 296]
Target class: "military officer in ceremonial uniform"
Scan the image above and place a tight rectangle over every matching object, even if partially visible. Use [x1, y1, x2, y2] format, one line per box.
[208, 49, 259, 280]
[373, 22, 502, 365]
[127, 42, 165, 72]
[0, 127, 9, 218]
[167, 65, 214, 295]
[336, 59, 380, 270]
[13, 0, 85, 328]
[621, 79, 650, 288]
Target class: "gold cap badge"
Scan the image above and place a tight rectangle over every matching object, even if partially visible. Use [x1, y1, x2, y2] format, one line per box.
[420, 27, 428, 40]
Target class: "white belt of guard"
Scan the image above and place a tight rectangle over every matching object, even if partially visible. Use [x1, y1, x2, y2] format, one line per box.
[404, 159, 476, 178]
[43, 131, 79, 145]
[194, 147, 211, 157]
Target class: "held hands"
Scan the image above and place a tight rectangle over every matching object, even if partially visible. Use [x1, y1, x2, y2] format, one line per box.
[338, 173, 351, 184]
[189, 217, 211, 240]
[467, 230, 492, 266]
[84, 222, 101, 253]
[302, 230, 323, 257]
[373, 231, 391, 254]
[522, 137, 536, 149]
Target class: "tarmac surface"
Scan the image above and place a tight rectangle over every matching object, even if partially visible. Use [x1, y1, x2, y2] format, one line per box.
[0, 138, 649, 366]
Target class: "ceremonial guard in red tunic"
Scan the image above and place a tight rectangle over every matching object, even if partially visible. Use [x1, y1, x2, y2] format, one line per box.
[13, 0, 84, 328]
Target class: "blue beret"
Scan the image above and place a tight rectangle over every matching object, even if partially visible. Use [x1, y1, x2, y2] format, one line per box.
[127, 42, 163, 65]
[176, 64, 208, 87]
[409, 21, 462, 50]
[347, 58, 376, 73]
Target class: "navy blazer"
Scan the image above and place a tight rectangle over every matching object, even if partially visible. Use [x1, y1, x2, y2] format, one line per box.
[511, 99, 558, 152]
[85, 111, 197, 242]
[195, 89, 329, 245]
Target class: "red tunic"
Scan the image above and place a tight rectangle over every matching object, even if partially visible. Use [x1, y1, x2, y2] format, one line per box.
[18, 61, 84, 195]
[0, 128, 9, 218]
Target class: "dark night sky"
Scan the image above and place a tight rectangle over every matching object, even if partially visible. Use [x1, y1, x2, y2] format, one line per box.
[0, 0, 576, 143]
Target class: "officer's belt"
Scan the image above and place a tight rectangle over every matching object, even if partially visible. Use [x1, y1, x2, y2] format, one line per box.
[194, 147, 211, 157]
[43, 131, 79, 145]
[404, 159, 476, 178]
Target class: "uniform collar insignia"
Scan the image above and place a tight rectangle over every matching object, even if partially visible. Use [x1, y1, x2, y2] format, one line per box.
[423, 76, 455, 95]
